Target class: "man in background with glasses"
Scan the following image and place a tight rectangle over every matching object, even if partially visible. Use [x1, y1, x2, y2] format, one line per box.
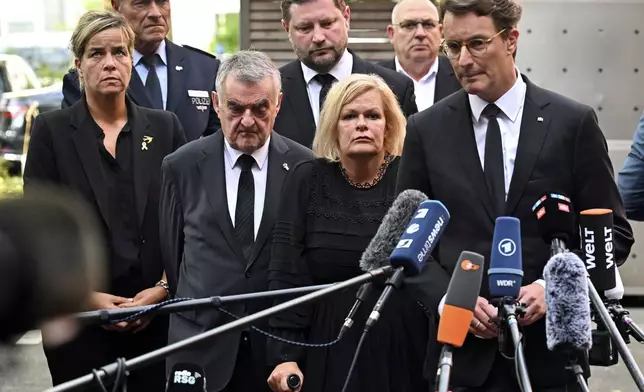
[396, 0, 633, 390]
[379, 0, 461, 110]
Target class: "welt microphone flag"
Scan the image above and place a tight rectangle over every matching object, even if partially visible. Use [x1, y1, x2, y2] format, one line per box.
[437, 251, 485, 348]
[579, 208, 618, 298]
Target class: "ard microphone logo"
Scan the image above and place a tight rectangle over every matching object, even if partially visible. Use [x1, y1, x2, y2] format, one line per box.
[461, 259, 480, 271]
[406, 223, 420, 234]
[174, 370, 202, 385]
[498, 238, 516, 257]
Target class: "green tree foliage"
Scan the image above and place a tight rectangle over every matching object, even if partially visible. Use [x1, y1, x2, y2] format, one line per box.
[0, 160, 23, 198]
[211, 13, 240, 55]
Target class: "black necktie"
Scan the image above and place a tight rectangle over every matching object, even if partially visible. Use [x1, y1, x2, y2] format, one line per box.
[313, 73, 336, 113]
[141, 54, 164, 110]
[482, 104, 505, 217]
[235, 154, 255, 260]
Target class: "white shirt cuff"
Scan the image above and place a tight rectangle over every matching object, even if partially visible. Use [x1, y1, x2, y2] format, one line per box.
[438, 294, 446, 316]
[534, 279, 546, 289]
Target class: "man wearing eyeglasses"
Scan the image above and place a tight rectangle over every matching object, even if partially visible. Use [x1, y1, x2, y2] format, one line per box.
[396, 0, 633, 390]
[379, 0, 461, 110]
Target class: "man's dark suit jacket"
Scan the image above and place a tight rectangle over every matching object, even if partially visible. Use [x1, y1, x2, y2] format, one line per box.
[395, 75, 634, 388]
[159, 131, 314, 391]
[377, 55, 462, 104]
[274, 51, 418, 148]
[61, 39, 220, 141]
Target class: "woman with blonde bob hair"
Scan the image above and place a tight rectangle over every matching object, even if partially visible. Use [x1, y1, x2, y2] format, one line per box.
[267, 74, 433, 392]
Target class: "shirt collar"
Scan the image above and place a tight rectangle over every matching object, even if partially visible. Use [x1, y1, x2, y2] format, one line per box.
[469, 67, 526, 123]
[394, 56, 439, 83]
[133, 39, 167, 67]
[301, 48, 353, 85]
[223, 135, 271, 170]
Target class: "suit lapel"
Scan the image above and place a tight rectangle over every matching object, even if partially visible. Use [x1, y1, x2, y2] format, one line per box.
[198, 132, 246, 262]
[70, 100, 110, 225]
[448, 92, 497, 222]
[351, 53, 374, 74]
[505, 78, 551, 215]
[129, 101, 154, 228]
[246, 135, 290, 269]
[165, 40, 186, 113]
[434, 56, 458, 102]
[282, 62, 316, 139]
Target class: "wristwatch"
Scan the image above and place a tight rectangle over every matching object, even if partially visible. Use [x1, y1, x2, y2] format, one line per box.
[155, 279, 171, 299]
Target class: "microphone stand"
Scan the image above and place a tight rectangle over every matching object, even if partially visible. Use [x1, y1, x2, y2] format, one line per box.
[44, 266, 393, 392]
[603, 300, 644, 344]
[490, 297, 532, 392]
[75, 284, 335, 323]
[587, 278, 644, 391]
[436, 345, 453, 392]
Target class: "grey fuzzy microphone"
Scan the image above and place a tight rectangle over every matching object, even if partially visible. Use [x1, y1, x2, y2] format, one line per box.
[543, 252, 592, 351]
[359, 189, 428, 272]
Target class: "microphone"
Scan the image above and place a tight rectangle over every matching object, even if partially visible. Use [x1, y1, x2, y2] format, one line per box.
[365, 198, 450, 331]
[489, 216, 523, 299]
[435, 251, 485, 392]
[338, 189, 428, 339]
[532, 193, 574, 256]
[166, 363, 206, 391]
[543, 251, 592, 391]
[579, 209, 618, 299]
[487, 216, 532, 391]
[0, 186, 106, 343]
[543, 252, 592, 352]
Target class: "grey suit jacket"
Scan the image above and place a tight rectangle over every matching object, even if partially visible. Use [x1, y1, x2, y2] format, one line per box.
[159, 131, 314, 391]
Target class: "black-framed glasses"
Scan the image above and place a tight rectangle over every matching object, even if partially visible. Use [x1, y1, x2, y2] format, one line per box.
[394, 19, 439, 32]
[441, 29, 506, 58]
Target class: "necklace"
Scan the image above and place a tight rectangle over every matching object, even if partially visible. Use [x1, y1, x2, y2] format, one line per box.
[340, 154, 393, 189]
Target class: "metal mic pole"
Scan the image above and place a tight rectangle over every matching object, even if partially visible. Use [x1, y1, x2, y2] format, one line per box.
[436, 346, 453, 392]
[44, 266, 393, 392]
[75, 283, 335, 323]
[588, 278, 644, 391]
[502, 302, 533, 392]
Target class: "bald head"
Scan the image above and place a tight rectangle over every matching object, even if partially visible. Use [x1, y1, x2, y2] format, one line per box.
[391, 0, 439, 24]
[388, 0, 442, 80]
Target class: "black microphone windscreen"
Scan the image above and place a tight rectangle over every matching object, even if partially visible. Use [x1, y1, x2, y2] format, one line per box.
[359, 189, 428, 272]
[579, 209, 616, 296]
[438, 251, 485, 347]
[167, 363, 206, 391]
[532, 193, 575, 245]
[543, 252, 592, 351]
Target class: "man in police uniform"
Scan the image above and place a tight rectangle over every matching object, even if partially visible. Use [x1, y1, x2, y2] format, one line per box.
[61, 0, 221, 141]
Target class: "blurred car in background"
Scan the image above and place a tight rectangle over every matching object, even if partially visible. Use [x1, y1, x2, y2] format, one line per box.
[0, 54, 63, 176]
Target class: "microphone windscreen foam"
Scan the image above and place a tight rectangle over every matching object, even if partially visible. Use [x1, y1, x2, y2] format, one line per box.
[543, 252, 592, 351]
[359, 189, 427, 272]
[438, 251, 485, 347]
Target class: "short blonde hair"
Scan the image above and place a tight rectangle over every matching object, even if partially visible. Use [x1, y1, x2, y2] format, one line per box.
[313, 74, 407, 161]
[70, 10, 135, 62]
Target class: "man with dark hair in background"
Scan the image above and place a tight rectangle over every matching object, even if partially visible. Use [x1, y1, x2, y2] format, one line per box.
[395, 0, 634, 390]
[379, 0, 461, 110]
[61, 0, 221, 141]
[274, 0, 418, 148]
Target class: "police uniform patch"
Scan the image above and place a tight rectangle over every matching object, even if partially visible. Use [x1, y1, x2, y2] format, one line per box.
[188, 90, 210, 112]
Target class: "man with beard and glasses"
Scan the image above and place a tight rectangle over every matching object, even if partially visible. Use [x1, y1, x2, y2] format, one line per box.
[274, 0, 418, 148]
[379, 0, 462, 110]
[159, 50, 314, 392]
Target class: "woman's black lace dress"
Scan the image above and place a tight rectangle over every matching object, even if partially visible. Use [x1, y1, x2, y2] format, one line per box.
[268, 157, 431, 392]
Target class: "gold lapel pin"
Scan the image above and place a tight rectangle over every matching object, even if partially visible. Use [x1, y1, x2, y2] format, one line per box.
[142, 136, 153, 151]
[282, 163, 289, 171]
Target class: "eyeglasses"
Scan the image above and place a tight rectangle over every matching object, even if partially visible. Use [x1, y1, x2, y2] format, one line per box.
[394, 19, 439, 32]
[441, 29, 506, 59]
